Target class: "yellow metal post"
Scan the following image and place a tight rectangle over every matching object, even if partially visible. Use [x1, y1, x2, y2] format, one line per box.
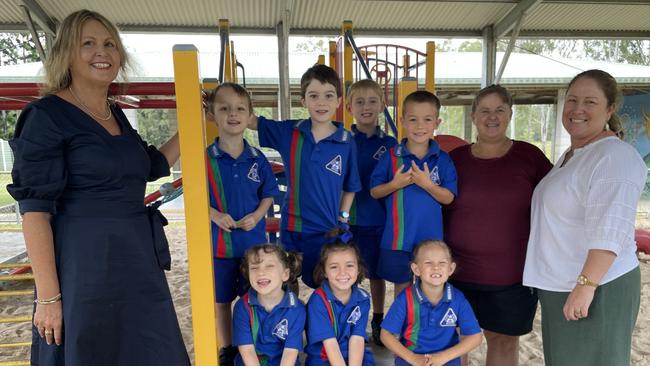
[231, 41, 238, 83]
[317, 55, 325, 65]
[329, 41, 337, 69]
[397, 77, 418, 141]
[403, 54, 410, 77]
[203, 78, 220, 143]
[341, 21, 354, 128]
[172, 44, 219, 366]
[425, 41, 436, 94]
[219, 19, 233, 82]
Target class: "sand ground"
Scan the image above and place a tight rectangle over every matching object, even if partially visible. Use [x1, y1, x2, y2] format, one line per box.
[1, 224, 649, 365]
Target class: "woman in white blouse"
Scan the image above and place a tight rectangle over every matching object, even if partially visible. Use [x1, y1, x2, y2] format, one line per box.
[523, 69, 646, 366]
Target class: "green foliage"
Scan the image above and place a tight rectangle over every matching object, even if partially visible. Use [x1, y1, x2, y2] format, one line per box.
[0, 32, 43, 65]
[136, 109, 177, 147]
[0, 111, 18, 140]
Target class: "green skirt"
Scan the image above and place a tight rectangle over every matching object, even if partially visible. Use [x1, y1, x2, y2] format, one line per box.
[537, 266, 640, 366]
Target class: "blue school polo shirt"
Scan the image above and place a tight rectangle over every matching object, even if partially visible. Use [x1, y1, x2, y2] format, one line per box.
[233, 289, 306, 366]
[350, 125, 397, 226]
[305, 281, 374, 366]
[370, 139, 457, 253]
[207, 139, 280, 258]
[381, 281, 481, 366]
[258, 117, 362, 233]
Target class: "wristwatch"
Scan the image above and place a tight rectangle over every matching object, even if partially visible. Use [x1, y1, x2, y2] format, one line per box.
[339, 211, 350, 220]
[577, 274, 598, 288]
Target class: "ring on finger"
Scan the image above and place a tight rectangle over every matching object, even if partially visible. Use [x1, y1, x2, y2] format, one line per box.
[44, 330, 52, 335]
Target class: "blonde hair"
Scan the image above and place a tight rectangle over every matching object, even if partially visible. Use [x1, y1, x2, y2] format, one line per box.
[42, 9, 130, 95]
[412, 240, 453, 263]
[347, 79, 385, 105]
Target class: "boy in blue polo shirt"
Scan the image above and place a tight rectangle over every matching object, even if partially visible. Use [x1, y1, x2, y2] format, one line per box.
[248, 64, 361, 290]
[206, 83, 280, 365]
[370, 90, 457, 296]
[380, 240, 482, 366]
[347, 79, 397, 345]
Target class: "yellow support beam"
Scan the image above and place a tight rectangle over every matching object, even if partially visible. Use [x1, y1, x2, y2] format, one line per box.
[317, 55, 325, 65]
[231, 41, 238, 83]
[0, 361, 30, 366]
[341, 21, 354, 129]
[0, 342, 31, 349]
[203, 78, 220, 143]
[0, 274, 33, 281]
[0, 290, 33, 297]
[329, 41, 337, 69]
[0, 263, 30, 269]
[425, 41, 436, 94]
[172, 44, 219, 366]
[397, 77, 418, 141]
[0, 316, 31, 324]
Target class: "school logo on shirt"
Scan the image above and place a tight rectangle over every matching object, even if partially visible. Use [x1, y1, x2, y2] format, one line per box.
[247, 162, 260, 183]
[273, 318, 289, 340]
[429, 165, 440, 185]
[347, 306, 362, 325]
[325, 155, 343, 176]
[373, 146, 387, 160]
[440, 308, 457, 327]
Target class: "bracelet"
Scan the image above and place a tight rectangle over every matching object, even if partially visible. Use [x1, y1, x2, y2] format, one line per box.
[34, 293, 61, 305]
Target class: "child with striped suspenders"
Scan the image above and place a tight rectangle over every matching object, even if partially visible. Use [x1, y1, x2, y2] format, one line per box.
[305, 234, 375, 366]
[380, 241, 482, 366]
[206, 83, 280, 366]
[233, 244, 305, 366]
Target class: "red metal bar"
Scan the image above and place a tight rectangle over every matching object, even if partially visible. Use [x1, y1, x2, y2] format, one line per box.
[144, 177, 183, 205]
[0, 82, 177, 97]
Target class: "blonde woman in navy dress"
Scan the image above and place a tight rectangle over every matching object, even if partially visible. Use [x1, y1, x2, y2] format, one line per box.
[7, 10, 189, 366]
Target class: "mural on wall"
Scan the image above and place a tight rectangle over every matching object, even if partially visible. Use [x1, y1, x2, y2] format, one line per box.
[619, 93, 650, 195]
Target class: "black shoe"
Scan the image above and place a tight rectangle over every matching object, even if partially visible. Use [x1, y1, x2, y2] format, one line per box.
[219, 345, 238, 366]
[371, 319, 384, 347]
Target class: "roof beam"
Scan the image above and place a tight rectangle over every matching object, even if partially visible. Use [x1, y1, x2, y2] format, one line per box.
[494, 0, 543, 39]
[18, 0, 56, 36]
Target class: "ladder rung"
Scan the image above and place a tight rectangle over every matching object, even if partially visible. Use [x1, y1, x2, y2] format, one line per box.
[0, 316, 32, 324]
[0, 290, 34, 297]
[0, 263, 30, 269]
[0, 274, 34, 281]
[0, 342, 31, 348]
[0, 361, 31, 366]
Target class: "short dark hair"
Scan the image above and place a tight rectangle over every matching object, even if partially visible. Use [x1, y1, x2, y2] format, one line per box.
[300, 64, 342, 98]
[241, 244, 302, 286]
[206, 82, 253, 115]
[471, 84, 513, 114]
[402, 90, 441, 117]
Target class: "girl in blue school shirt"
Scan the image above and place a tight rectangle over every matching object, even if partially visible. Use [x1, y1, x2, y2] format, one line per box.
[305, 230, 375, 366]
[233, 244, 305, 366]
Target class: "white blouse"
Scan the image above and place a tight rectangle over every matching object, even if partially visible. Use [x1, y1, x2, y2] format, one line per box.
[523, 137, 646, 291]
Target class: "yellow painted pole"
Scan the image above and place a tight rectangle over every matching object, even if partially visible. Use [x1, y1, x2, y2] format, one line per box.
[425, 41, 436, 94]
[172, 44, 219, 366]
[329, 41, 337, 69]
[231, 41, 238, 83]
[203, 78, 220, 143]
[0, 316, 31, 324]
[0, 361, 30, 366]
[219, 19, 233, 82]
[342, 21, 354, 129]
[0, 263, 31, 269]
[0, 290, 33, 297]
[317, 55, 325, 65]
[0, 274, 33, 281]
[397, 77, 418, 141]
[0, 342, 31, 348]
[403, 54, 410, 78]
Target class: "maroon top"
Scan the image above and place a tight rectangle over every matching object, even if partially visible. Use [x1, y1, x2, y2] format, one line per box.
[444, 141, 552, 286]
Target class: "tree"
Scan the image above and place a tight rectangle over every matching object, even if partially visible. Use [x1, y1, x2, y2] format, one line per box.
[0, 32, 43, 66]
[136, 109, 177, 147]
[0, 111, 18, 140]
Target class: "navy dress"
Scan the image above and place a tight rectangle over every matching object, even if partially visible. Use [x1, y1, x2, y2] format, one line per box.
[8, 95, 190, 366]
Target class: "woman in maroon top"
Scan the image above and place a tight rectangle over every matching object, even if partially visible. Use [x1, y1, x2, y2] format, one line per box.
[444, 85, 552, 366]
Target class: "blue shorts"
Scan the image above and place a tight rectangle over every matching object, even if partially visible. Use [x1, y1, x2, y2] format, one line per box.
[214, 257, 246, 303]
[280, 230, 328, 289]
[350, 225, 383, 279]
[377, 249, 412, 284]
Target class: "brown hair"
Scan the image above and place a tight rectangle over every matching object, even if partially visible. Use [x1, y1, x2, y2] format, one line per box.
[402, 90, 441, 117]
[471, 84, 513, 114]
[42, 9, 130, 95]
[412, 240, 454, 264]
[567, 69, 624, 139]
[312, 229, 367, 286]
[300, 64, 342, 98]
[206, 82, 253, 115]
[347, 79, 385, 105]
[241, 244, 302, 285]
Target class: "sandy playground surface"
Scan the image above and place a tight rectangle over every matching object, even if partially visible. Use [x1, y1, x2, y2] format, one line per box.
[1, 224, 650, 365]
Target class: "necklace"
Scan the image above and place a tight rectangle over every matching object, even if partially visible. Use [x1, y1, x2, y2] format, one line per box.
[68, 87, 112, 121]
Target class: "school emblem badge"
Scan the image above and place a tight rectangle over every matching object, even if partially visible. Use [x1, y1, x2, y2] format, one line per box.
[440, 308, 457, 327]
[429, 165, 440, 185]
[247, 162, 260, 182]
[347, 306, 362, 325]
[325, 155, 342, 176]
[373, 146, 387, 160]
[273, 318, 289, 340]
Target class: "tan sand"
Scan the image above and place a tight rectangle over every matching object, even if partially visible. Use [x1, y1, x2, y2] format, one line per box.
[2, 224, 649, 365]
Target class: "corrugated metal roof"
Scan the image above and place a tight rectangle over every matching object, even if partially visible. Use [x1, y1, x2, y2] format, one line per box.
[1, 0, 649, 37]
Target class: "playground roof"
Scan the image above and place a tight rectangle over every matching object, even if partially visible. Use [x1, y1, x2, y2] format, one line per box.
[2, 0, 650, 38]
